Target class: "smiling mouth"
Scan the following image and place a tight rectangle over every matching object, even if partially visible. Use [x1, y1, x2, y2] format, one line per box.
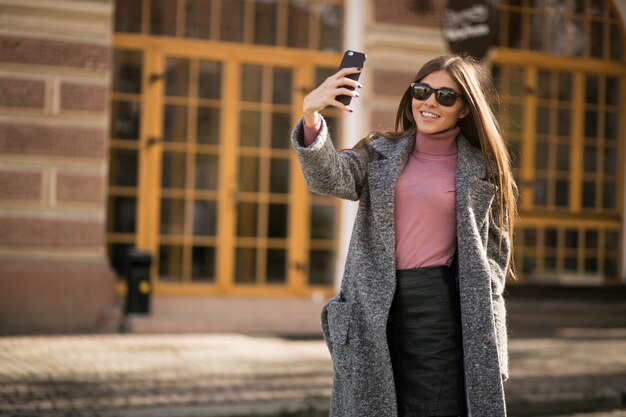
[420, 111, 440, 119]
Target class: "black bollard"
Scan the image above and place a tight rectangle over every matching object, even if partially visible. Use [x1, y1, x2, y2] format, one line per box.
[124, 248, 152, 314]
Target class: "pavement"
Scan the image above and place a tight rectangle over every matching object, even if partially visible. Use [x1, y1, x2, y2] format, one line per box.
[1, 329, 626, 417]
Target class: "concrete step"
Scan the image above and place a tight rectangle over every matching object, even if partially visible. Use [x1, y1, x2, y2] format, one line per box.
[123, 296, 326, 337]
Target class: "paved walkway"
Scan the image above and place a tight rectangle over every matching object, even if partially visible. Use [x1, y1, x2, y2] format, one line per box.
[0, 333, 625, 417]
[551, 412, 626, 417]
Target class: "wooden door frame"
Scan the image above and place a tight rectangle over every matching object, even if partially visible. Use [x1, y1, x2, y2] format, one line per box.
[112, 35, 341, 297]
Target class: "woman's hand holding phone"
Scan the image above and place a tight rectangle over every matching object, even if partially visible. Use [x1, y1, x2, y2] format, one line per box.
[302, 67, 362, 126]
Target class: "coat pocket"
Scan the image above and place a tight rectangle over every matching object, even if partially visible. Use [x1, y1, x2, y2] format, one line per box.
[323, 300, 354, 378]
[326, 301, 353, 346]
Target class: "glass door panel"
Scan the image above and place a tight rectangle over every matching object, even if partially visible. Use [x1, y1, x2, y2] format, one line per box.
[157, 56, 223, 284]
[532, 69, 572, 209]
[582, 74, 622, 214]
[234, 63, 293, 286]
[517, 224, 622, 283]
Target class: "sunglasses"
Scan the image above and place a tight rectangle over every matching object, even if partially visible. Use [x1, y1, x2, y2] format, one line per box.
[410, 82, 463, 107]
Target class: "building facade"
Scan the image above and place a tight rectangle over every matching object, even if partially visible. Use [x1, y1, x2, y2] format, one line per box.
[0, 0, 624, 334]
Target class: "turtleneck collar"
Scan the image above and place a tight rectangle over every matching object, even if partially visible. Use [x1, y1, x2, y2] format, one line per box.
[414, 126, 460, 156]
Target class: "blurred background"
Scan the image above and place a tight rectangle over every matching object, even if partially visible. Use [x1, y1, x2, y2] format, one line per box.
[0, 0, 624, 337]
[0, 1, 625, 416]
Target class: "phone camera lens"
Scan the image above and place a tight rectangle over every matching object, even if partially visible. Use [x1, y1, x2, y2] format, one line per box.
[348, 51, 353, 56]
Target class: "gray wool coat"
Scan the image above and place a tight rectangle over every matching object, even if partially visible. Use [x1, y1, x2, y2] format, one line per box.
[291, 117, 510, 417]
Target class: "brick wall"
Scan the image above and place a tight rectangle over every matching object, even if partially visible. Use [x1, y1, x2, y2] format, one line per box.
[0, 0, 119, 333]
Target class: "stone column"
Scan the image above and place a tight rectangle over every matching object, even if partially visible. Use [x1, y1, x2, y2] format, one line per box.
[0, 0, 120, 333]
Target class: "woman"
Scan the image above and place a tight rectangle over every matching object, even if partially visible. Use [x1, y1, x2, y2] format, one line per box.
[291, 54, 517, 417]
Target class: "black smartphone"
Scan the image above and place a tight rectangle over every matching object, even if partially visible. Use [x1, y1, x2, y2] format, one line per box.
[336, 50, 367, 106]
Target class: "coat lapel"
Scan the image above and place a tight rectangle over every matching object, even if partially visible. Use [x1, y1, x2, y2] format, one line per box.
[367, 132, 415, 258]
[366, 134, 495, 260]
[455, 136, 506, 416]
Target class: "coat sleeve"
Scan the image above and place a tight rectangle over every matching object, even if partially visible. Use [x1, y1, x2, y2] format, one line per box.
[487, 200, 511, 382]
[291, 116, 371, 201]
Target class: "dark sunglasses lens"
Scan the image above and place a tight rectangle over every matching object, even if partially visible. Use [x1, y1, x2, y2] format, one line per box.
[412, 85, 432, 100]
[436, 89, 458, 107]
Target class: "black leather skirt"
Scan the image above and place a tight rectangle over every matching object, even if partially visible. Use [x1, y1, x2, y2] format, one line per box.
[387, 266, 466, 417]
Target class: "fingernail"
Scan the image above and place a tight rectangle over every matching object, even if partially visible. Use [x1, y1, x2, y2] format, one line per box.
[358, 83, 363, 88]
[348, 108, 354, 113]
[355, 93, 360, 97]
[357, 67, 363, 71]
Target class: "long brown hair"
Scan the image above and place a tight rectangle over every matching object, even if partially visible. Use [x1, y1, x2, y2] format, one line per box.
[372, 54, 518, 279]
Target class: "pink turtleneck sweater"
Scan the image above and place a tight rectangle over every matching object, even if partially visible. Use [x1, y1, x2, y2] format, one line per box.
[394, 127, 459, 269]
[303, 121, 459, 269]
